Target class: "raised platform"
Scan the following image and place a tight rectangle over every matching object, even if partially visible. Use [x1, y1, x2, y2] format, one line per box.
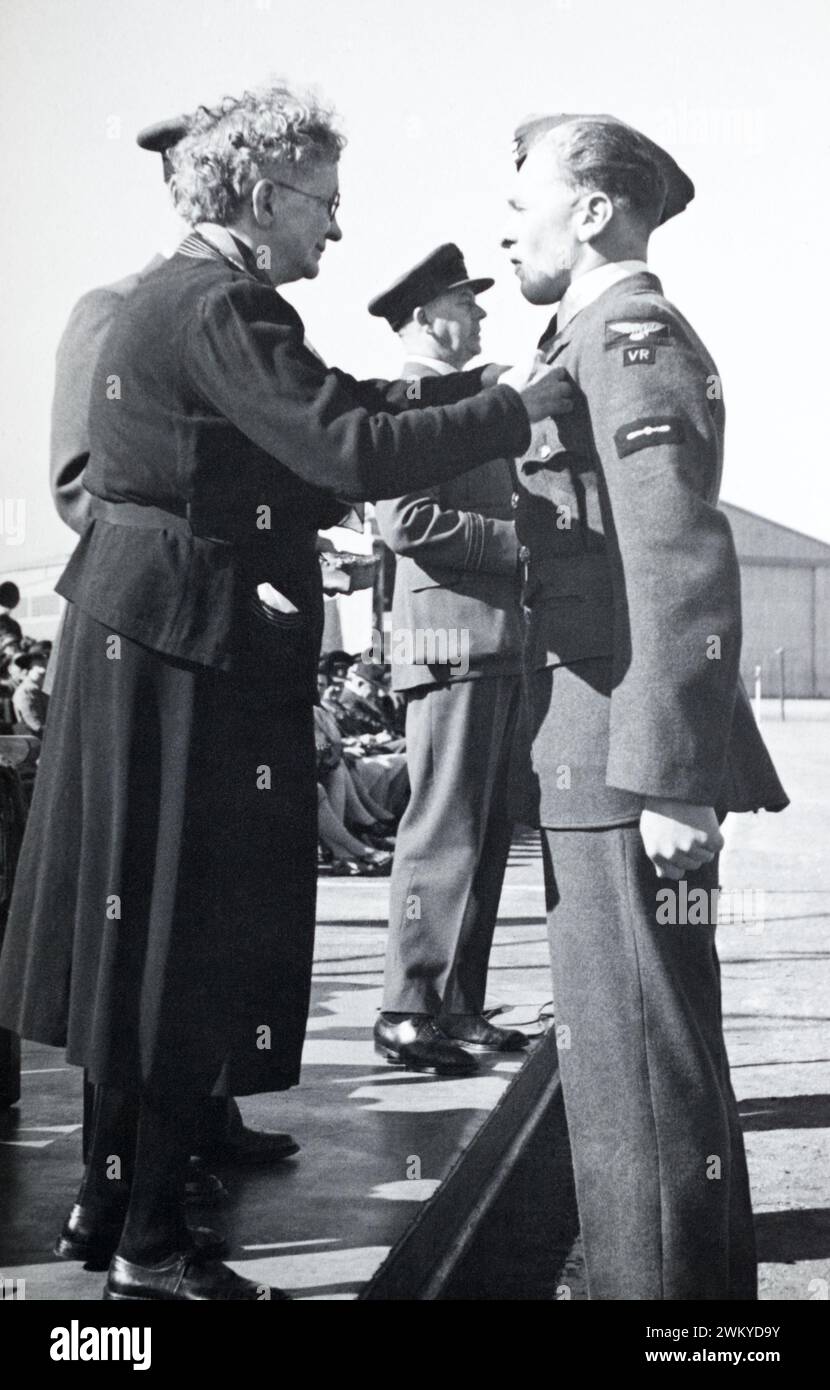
[0, 836, 556, 1300]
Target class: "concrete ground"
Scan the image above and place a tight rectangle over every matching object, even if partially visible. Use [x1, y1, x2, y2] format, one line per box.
[441, 708, 830, 1301]
[0, 705, 826, 1300]
[718, 708, 830, 1300]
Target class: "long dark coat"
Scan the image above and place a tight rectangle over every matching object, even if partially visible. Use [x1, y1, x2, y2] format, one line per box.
[0, 231, 531, 1096]
[0, 599, 318, 1097]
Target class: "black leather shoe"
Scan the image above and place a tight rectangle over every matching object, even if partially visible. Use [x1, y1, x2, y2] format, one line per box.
[438, 1013, 530, 1052]
[373, 1015, 480, 1075]
[54, 1203, 127, 1269]
[104, 1251, 291, 1301]
[55, 1204, 227, 1268]
[184, 1162, 229, 1206]
[195, 1127, 300, 1167]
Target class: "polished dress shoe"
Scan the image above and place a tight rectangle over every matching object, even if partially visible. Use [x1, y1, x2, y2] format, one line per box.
[373, 1014, 480, 1075]
[54, 1203, 227, 1269]
[104, 1251, 290, 1301]
[438, 1013, 530, 1052]
[184, 1161, 229, 1206]
[195, 1127, 300, 1167]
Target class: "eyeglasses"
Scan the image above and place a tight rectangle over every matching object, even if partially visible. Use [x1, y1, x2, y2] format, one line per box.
[270, 179, 341, 221]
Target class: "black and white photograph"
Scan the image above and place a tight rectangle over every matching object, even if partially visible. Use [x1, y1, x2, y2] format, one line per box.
[0, 0, 827, 1362]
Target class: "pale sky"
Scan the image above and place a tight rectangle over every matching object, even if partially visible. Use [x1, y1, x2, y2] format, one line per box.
[1, 0, 828, 564]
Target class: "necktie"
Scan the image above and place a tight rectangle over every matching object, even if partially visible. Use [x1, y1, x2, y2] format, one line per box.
[537, 314, 558, 360]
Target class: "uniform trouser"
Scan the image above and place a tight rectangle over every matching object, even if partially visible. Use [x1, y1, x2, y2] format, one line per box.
[543, 825, 757, 1301]
[382, 675, 520, 1015]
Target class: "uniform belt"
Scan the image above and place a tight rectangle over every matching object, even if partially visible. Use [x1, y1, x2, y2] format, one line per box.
[89, 497, 193, 535]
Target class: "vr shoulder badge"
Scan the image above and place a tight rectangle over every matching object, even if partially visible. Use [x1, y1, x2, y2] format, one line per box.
[623, 345, 656, 366]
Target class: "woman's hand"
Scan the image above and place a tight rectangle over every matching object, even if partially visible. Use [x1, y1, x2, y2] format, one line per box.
[513, 363, 574, 423]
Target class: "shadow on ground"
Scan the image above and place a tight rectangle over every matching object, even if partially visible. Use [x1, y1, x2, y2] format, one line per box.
[755, 1208, 830, 1264]
[739, 1094, 830, 1130]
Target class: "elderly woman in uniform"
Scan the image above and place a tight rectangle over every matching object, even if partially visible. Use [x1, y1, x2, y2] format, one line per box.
[0, 83, 569, 1301]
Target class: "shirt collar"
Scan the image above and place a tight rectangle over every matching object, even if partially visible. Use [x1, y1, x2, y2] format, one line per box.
[403, 354, 457, 376]
[557, 260, 650, 331]
[194, 223, 273, 286]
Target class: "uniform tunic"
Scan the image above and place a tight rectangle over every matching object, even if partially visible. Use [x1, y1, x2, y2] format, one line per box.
[510, 269, 788, 825]
[375, 357, 525, 1014]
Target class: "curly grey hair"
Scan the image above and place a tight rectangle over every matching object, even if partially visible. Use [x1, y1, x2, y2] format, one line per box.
[170, 82, 346, 226]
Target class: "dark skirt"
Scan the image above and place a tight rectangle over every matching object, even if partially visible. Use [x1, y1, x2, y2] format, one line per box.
[0, 603, 318, 1097]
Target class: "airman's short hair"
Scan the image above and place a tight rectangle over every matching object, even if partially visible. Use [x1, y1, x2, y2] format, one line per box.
[539, 119, 668, 231]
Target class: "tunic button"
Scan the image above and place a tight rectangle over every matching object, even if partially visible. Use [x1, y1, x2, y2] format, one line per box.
[538, 443, 553, 460]
[510, 491, 520, 510]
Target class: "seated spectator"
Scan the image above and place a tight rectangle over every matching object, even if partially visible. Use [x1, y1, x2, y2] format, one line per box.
[314, 705, 393, 877]
[317, 658, 409, 819]
[316, 785, 393, 876]
[28, 641, 53, 665]
[9, 652, 49, 736]
[0, 614, 23, 657]
[318, 649, 355, 696]
[336, 660, 406, 738]
[0, 643, 24, 733]
[0, 581, 20, 617]
[315, 703, 395, 834]
[344, 737, 409, 821]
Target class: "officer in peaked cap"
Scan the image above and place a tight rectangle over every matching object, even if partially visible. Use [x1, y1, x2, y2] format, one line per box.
[372, 244, 535, 1074]
[368, 242, 494, 332]
[501, 112, 788, 1299]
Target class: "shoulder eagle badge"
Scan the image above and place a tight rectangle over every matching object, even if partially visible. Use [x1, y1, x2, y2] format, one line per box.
[605, 319, 672, 349]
